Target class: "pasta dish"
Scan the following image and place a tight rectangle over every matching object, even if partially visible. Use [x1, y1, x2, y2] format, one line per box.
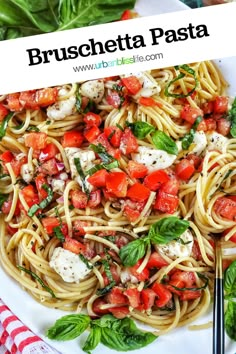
[0, 61, 236, 344]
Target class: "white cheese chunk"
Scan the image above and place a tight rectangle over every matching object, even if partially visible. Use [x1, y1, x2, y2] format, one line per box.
[80, 80, 104, 103]
[49, 247, 92, 283]
[51, 179, 65, 194]
[122, 72, 160, 98]
[157, 229, 193, 260]
[207, 132, 228, 153]
[120, 269, 139, 284]
[47, 88, 76, 120]
[20, 163, 34, 183]
[191, 131, 207, 155]
[132, 146, 176, 173]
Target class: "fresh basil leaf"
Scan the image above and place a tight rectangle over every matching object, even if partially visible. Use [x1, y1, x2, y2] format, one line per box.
[0, 112, 14, 140]
[79, 254, 93, 269]
[96, 281, 116, 296]
[83, 325, 101, 354]
[165, 64, 198, 98]
[28, 184, 53, 217]
[152, 131, 178, 155]
[17, 265, 56, 298]
[86, 160, 118, 176]
[27, 126, 40, 132]
[47, 314, 90, 341]
[98, 316, 157, 351]
[126, 121, 155, 139]
[228, 97, 236, 138]
[192, 116, 203, 130]
[116, 123, 124, 132]
[119, 238, 149, 267]
[148, 217, 190, 245]
[90, 144, 114, 164]
[0, 193, 9, 209]
[181, 129, 195, 150]
[53, 226, 65, 242]
[225, 301, 236, 341]
[224, 260, 236, 298]
[74, 158, 90, 196]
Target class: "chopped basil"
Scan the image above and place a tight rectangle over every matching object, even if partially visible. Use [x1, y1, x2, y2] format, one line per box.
[0, 174, 9, 179]
[116, 123, 124, 131]
[53, 226, 65, 242]
[13, 122, 24, 130]
[26, 126, 40, 132]
[192, 116, 203, 130]
[0, 193, 9, 209]
[74, 158, 90, 196]
[228, 97, 236, 138]
[79, 254, 93, 270]
[86, 159, 119, 176]
[17, 265, 56, 298]
[126, 121, 155, 139]
[96, 281, 116, 296]
[112, 84, 124, 93]
[76, 90, 94, 113]
[181, 116, 202, 150]
[152, 130, 178, 155]
[28, 184, 53, 217]
[90, 143, 114, 164]
[165, 64, 198, 98]
[0, 112, 14, 140]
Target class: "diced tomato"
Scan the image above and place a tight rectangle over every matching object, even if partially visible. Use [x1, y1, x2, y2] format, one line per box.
[180, 290, 202, 301]
[159, 176, 179, 196]
[73, 220, 89, 237]
[71, 190, 88, 209]
[42, 217, 68, 235]
[202, 101, 214, 115]
[115, 235, 129, 248]
[25, 132, 48, 150]
[0, 103, 9, 121]
[84, 112, 101, 127]
[214, 197, 236, 221]
[228, 196, 236, 202]
[103, 188, 116, 201]
[186, 154, 202, 170]
[104, 126, 122, 148]
[139, 97, 162, 107]
[121, 76, 141, 95]
[191, 240, 202, 261]
[7, 225, 17, 236]
[152, 282, 172, 308]
[63, 237, 85, 254]
[102, 265, 120, 286]
[9, 154, 27, 177]
[103, 76, 120, 82]
[121, 9, 132, 20]
[166, 279, 185, 297]
[129, 259, 150, 282]
[84, 126, 100, 142]
[92, 298, 110, 315]
[154, 190, 179, 214]
[20, 185, 39, 208]
[147, 252, 168, 269]
[124, 288, 141, 308]
[144, 170, 170, 191]
[197, 118, 216, 132]
[1, 199, 20, 216]
[6, 93, 22, 111]
[127, 182, 150, 202]
[175, 159, 195, 181]
[120, 128, 138, 155]
[107, 91, 123, 109]
[140, 289, 156, 310]
[19, 90, 39, 110]
[213, 96, 228, 114]
[106, 171, 128, 198]
[87, 190, 101, 208]
[217, 118, 231, 136]
[0, 151, 14, 163]
[35, 175, 48, 199]
[223, 227, 236, 243]
[171, 271, 196, 288]
[222, 259, 233, 271]
[127, 161, 148, 179]
[87, 169, 109, 187]
[180, 105, 203, 125]
[96, 133, 120, 159]
[39, 143, 59, 162]
[61, 131, 84, 148]
[109, 306, 130, 319]
[106, 287, 128, 305]
[35, 87, 58, 107]
[123, 205, 141, 222]
[39, 158, 59, 176]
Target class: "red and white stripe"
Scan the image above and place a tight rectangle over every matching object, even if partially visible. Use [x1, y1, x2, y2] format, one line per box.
[0, 300, 60, 354]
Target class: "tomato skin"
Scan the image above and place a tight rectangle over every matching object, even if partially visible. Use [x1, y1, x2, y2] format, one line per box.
[35, 87, 58, 107]
[92, 299, 110, 315]
[35, 175, 48, 199]
[152, 282, 172, 308]
[213, 96, 228, 114]
[0, 151, 14, 163]
[63, 237, 85, 254]
[121, 76, 141, 95]
[175, 159, 195, 181]
[121, 9, 132, 20]
[39, 143, 59, 162]
[106, 91, 123, 109]
[129, 259, 150, 282]
[160, 176, 179, 196]
[144, 170, 170, 191]
[71, 190, 88, 209]
[171, 271, 196, 288]
[7, 93, 22, 111]
[87, 190, 101, 208]
[104, 126, 122, 148]
[84, 112, 101, 127]
[124, 288, 141, 308]
[120, 128, 138, 155]
[0, 103, 9, 120]
[180, 290, 202, 301]
[109, 306, 130, 319]
[106, 171, 128, 198]
[217, 118, 231, 136]
[123, 205, 140, 222]
[20, 185, 39, 208]
[73, 220, 88, 237]
[25, 132, 47, 150]
[166, 279, 185, 297]
[140, 289, 156, 310]
[180, 105, 203, 125]
[106, 287, 128, 305]
[147, 252, 168, 269]
[154, 190, 179, 214]
[197, 118, 217, 132]
[139, 96, 162, 107]
[202, 101, 214, 115]
[186, 154, 202, 170]
[127, 182, 150, 202]
[214, 197, 236, 221]
[62, 131, 84, 148]
[10, 154, 27, 177]
[84, 126, 100, 143]
[38, 158, 59, 176]
[87, 169, 109, 187]
[127, 161, 148, 179]
[19, 90, 39, 110]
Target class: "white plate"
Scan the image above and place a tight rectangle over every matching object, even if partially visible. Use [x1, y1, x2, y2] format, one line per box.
[0, 1, 236, 354]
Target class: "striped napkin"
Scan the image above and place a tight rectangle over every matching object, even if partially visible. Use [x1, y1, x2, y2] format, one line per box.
[0, 300, 60, 354]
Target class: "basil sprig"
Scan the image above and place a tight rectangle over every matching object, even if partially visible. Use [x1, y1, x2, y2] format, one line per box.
[126, 121, 155, 139]
[224, 261, 236, 341]
[164, 64, 198, 98]
[0, 112, 14, 140]
[28, 184, 53, 217]
[181, 116, 203, 150]
[152, 131, 178, 155]
[47, 314, 157, 352]
[119, 217, 189, 267]
[74, 157, 90, 196]
[86, 143, 119, 176]
[228, 97, 236, 138]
